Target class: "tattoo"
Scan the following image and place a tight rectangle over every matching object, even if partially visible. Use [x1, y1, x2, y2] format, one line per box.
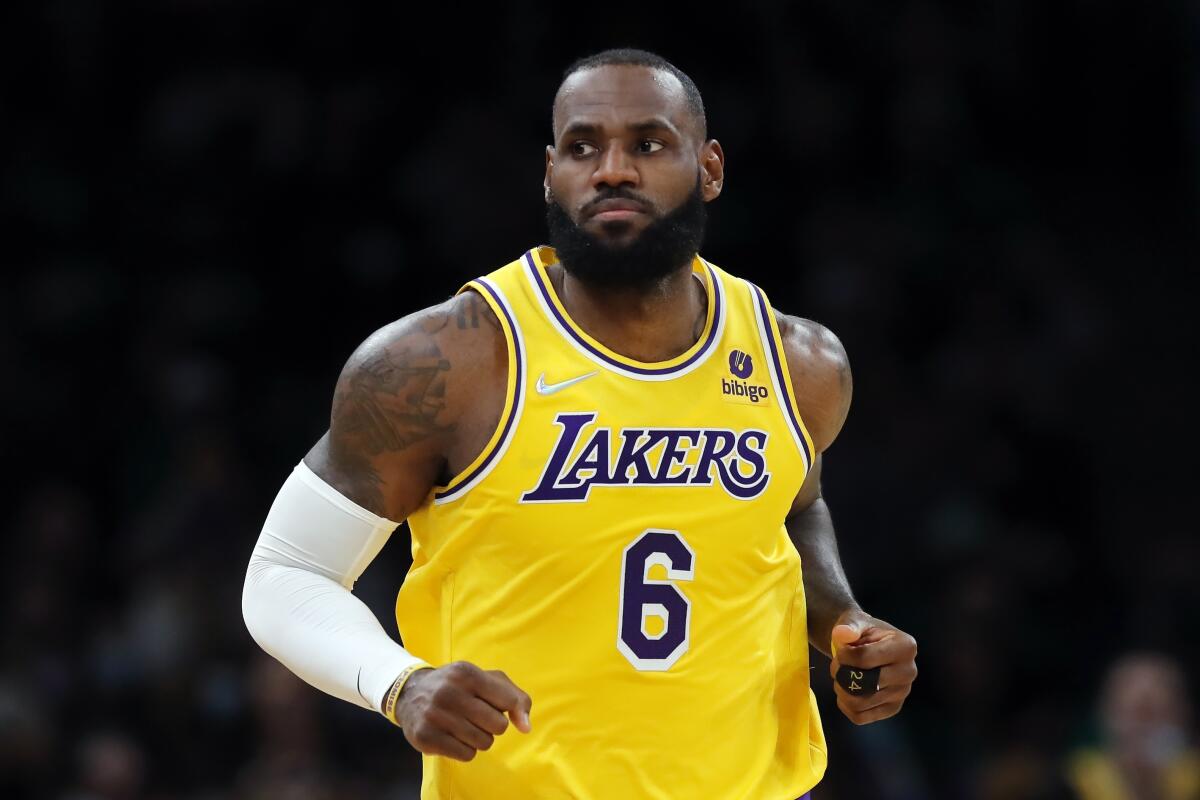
[456, 293, 480, 329]
[457, 290, 502, 330]
[420, 310, 451, 335]
[330, 336, 455, 510]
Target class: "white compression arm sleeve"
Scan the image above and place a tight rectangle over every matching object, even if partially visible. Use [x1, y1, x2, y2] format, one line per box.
[241, 461, 428, 715]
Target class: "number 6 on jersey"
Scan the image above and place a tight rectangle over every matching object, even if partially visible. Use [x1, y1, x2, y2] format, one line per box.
[617, 529, 695, 671]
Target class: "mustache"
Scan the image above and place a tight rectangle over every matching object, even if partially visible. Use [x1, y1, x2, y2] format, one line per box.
[580, 188, 658, 217]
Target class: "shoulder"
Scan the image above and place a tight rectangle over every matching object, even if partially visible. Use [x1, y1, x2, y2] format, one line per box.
[313, 291, 507, 517]
[773, 311, 852, 454]
[335, 290, 506, 403]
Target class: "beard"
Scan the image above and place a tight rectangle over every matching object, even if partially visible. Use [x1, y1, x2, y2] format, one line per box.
[545, 178, 707, 291]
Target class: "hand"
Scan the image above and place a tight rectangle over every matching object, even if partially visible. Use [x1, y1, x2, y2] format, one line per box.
[395, 661, 533, 761]
[828, 610, 917, 725]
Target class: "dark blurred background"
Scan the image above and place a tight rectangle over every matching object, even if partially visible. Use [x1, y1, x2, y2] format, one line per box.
[4, 1, 1198, 798]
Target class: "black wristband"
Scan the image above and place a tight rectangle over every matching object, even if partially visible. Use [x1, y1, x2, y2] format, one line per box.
[835, 664, 881, 696]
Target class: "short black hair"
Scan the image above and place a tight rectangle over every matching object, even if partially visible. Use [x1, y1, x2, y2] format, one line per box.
[555, 48, 707, 139]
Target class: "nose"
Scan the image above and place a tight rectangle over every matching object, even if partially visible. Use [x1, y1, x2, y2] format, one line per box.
[591, 142, 639, 190]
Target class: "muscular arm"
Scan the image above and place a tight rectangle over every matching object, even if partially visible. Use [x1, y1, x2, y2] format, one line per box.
[777, 312, 918, 724]
[786, 461, 859, 658]
[242, 291, 530, 734]
[305, 289, 507, 520]
[776, 313, 857, 657]
[301, 292, 533, 756]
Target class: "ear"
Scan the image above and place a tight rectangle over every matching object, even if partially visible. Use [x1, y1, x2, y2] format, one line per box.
[544, 145, 555, 203]
[700, 139, 725, 202]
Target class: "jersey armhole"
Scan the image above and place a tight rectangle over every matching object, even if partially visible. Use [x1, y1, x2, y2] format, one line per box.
[430, 278, 527, 504]
[746, 280, 816, 473]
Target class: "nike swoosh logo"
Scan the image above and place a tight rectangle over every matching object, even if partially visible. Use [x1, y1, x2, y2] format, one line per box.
[535, 370, 598, 396]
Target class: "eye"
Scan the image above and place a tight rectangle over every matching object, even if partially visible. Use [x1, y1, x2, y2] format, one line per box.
[638, 139, 665, 153]
[571, 141, 598, 157]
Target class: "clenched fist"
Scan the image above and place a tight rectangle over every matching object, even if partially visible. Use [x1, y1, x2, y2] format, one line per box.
[394, 661, 533, 761]
[829, 610, 918, 725]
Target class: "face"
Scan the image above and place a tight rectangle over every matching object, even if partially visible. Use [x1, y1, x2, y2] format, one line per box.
[544, 65, 725, 288]
[1101, 655, 1191, 759]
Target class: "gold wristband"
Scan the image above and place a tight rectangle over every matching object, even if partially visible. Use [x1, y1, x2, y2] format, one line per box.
[382, 662, 432, 727]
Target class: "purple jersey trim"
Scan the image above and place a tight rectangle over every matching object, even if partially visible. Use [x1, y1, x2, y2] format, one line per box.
[523, 249, 723, 377]
[433, 278, 523, 501]
[749, 282, 813, 469]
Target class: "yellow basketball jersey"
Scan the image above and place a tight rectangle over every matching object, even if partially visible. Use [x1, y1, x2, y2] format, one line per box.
[399, 245, 827, 799]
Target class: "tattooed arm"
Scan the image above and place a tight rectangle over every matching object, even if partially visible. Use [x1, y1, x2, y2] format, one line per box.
[297, 290, 537, 756]
[242, 290, 520, 731]
[304, 289, 508, 520]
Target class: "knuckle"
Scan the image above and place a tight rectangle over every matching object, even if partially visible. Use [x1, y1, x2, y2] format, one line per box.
[483, 712, 508, 735]
[410, 725, 434, 749]
[449, 661, 476, 680]
[425, 707, 454, 732]
[431, 684, 457, 706]
[450, 660, 475, 675]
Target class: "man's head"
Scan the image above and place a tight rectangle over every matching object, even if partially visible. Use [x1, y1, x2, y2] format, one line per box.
[544, 49, 725, 290]
[1100, 652, 1192, 765]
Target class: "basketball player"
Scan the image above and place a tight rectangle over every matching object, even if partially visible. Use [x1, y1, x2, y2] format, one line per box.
[242, 49, 918, 799]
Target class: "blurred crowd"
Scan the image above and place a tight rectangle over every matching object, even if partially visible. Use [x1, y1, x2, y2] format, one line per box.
[4, 0, 1198, 798]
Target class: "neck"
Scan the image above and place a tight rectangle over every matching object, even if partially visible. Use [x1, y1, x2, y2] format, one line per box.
[552, 260, 707, 363]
